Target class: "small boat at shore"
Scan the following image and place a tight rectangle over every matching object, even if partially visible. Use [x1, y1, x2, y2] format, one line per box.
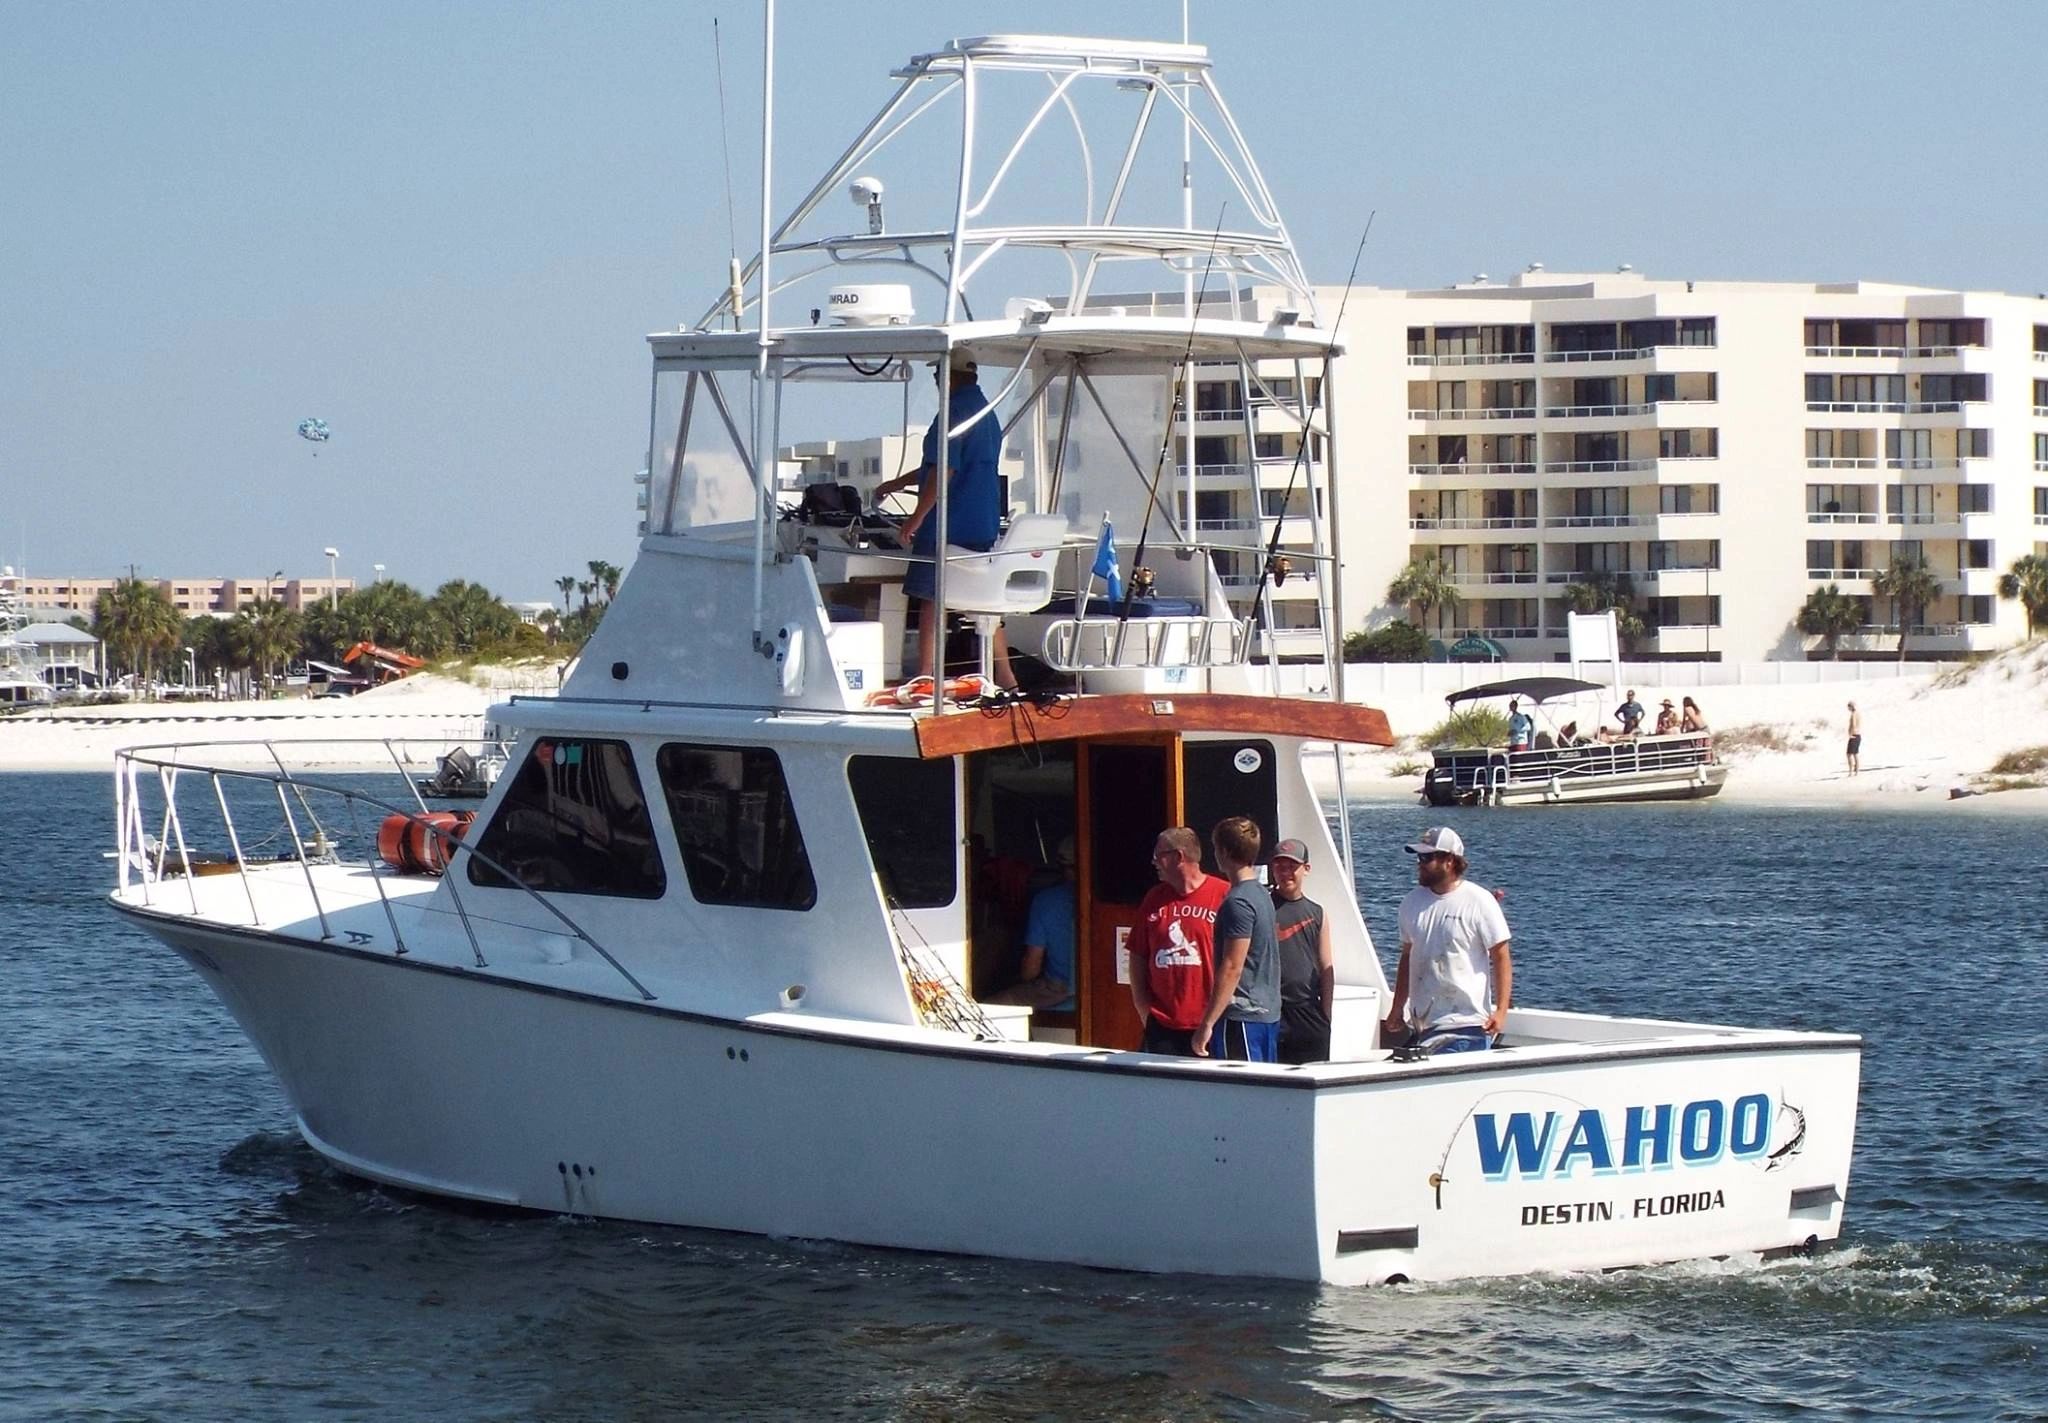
[1423, 677, 1728, 807]
[108, 31, 1853, 1284]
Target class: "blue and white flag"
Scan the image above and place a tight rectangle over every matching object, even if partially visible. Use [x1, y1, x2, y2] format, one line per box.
[1091, 515, 1123, 604]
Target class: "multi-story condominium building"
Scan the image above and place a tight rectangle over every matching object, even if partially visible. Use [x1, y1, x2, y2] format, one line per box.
[1327, 268, 2048, 660]
[772, 270, 2047, 664]
[16, 574, 355, 618]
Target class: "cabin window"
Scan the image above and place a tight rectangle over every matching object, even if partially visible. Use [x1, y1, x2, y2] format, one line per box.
[468, 738, 666, 898]
[848, 755, 957, 908]
[656, 744, 817, 911]
[1182, 740, 1280, 877]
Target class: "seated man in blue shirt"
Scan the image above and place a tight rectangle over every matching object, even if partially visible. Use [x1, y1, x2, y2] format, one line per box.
[985, 836, 1076, 1011]
[874, 350, 1016, 688]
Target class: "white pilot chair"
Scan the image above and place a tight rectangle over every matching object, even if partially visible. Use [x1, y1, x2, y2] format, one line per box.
[937, 513, 1069, 684]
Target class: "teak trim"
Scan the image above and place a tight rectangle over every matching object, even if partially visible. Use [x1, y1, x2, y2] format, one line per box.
[914, 692, 1394, 759]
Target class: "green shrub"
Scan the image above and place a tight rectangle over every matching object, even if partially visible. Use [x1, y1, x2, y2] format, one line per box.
[1421, 707, 1509, 749]
[1987, 746, 2048, 776]
[1342, 621, 1430, 663]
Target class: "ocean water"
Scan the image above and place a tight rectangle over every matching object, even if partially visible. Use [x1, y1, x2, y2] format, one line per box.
[2, 770, 2043, 1421]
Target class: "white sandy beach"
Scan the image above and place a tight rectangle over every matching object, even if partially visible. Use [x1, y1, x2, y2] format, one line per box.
[7, 649, 2046, 812]
[1320, 642, 2048, 815]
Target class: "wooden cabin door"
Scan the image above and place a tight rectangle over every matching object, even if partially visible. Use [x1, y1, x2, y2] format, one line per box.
[1077, 739, 1180, 1048]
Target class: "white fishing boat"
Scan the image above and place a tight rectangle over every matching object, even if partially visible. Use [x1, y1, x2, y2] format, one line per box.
[0, 570, 55, 709]
[109, 31, 1858, 1283]
[1422, 676, 1729, 806]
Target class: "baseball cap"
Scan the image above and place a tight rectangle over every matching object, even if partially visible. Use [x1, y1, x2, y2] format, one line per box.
[1404, 826, 1466, 858]
[1270, 838, 1310, 865]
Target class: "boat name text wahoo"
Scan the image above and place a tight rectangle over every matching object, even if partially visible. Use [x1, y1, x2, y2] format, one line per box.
[1476, 1094, 1773, 1181]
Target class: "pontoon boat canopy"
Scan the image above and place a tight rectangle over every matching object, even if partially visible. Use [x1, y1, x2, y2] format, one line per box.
[1444, 676, 1605, 707]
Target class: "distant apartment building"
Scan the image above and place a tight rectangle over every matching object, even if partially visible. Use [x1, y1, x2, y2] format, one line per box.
[764, 271, 2047, 662]
[1327, 268, 2048, 660]
[18, 574, 355, 618]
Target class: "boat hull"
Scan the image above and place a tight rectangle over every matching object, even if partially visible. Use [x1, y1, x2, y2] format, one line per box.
[1426, 763, 1731, 807]
[127, 906, 1859, 1285]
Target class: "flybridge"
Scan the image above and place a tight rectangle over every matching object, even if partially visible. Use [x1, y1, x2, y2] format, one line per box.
[701, 32, 1315, 334]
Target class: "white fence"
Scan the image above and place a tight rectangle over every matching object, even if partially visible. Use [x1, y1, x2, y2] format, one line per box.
[1333, 658, 1954, 702]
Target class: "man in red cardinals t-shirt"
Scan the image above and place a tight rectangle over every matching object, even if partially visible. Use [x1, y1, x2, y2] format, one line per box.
[1128, 826, 1228, 1056]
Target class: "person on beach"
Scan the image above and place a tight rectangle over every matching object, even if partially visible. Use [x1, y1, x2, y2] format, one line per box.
[1613, 689, 1645, 736]
[1655, 698, 1679, 734]
[1193, 817, 1281, 1062]
[1268, 838, 1332, 1065]
[1847, 702, 1863, 775]
[1381, 826, 1512, 1055]
[1128, 826, 1227, 1056]
[1680, 696, 1708, 734]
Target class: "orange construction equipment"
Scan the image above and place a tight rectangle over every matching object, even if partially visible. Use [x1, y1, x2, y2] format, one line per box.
[341, 641, 426, 682]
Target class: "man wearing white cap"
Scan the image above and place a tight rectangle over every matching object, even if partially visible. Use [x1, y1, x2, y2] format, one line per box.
[1381, 826, 1513, 1055]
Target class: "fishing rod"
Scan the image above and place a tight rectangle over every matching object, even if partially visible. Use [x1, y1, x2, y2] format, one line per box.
[1255, 212, 1375, 602]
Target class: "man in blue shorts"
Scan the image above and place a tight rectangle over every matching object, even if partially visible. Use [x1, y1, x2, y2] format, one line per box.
[875, 349, 1015, 687]
[1194, 816, 1281, 1062]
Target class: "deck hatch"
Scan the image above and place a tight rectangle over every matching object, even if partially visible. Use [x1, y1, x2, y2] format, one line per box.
[1336, 1226, 1419, 1254]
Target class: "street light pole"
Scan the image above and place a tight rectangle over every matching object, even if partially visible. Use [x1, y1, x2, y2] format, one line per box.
[323, 547, 340, 608]
[372, 563, 385, 583]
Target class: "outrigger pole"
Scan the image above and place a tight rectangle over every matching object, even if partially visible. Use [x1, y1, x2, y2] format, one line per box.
[750, 0, 777, 654]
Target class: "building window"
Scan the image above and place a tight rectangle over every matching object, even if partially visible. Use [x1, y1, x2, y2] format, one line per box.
[1960, 539, 1993, 571]
[1436, 434, 1468, 465]
[1958, 484, 1992, 515]
[1839, 318, 1905, 349]
[1920, 373, 1987, 403]
[1407, 327, 1428, 357]
[469, 738, 666, 899]
[1805, 374, 1834, 404]
[1804, 319, 1833, 349]
[2037, 434, 2048, 467]
[2035, 487, 2048, 518]
[848, 756, 955, 908]
[1959, 428, 1990, 459]
[656, 743, 817, 911]
[1887, 429, 1932, 466]
[1917, 318, 1985, 349]
[2035, 379, 2048, 410]
[1659, 428, 1717, 459]
[1677, 317, 1717, 346]
[1960, 595, 1993, 625]
[1434, 326, 1479, 358]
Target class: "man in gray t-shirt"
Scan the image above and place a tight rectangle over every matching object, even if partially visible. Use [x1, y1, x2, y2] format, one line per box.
[1194, 816, 1282, 1062]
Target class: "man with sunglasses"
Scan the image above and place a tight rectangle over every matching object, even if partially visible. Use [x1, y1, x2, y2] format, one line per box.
[1381, 826, 1512, 1055]
[1128, 827, 1228, 1056]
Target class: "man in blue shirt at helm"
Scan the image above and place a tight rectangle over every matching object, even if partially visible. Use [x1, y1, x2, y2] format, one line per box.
[876, 348, 1015, 687]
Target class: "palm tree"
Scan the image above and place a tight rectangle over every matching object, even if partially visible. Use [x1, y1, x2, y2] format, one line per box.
[92, 578, 182, 694]
[1386, 556, 1459, 637]
[576, 578, 597, 612]
[1558, 571, 1650, 651]
[556, 574, 578, 617]
[588, 559, 623, 606]
[1872, 552, 1942, 662]
[1796, 584, 1864, 660]
[429, 579, 518, 653]
[1996, 552, 2048, 639]
[230, 599, 303, 685]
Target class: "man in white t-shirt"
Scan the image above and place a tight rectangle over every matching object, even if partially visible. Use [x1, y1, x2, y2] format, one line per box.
[1381, 826, 1513, 1055]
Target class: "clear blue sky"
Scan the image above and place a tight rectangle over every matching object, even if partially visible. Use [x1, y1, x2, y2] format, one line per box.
[5, 1, 2044, 603]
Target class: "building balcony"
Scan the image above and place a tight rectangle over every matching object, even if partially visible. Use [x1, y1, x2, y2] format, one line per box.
[1408, 516, 1539, 532]
[1542, 347, 1655, 365]
[1807, 567, 1875, 584]
[1807, 457, 1879, 470]
[1192, 517, 1258, 535]
[1807, 510, 1880, 525]
[1540, 403, 1653, 420]
[1542, 513, 1657, 530]
[1407, 462, 1537, 478]
[1547, 459, 1655, 476]
[1805, 345, 1906, 359]
[1405, 350, 1537, 368]
[1806, 401, 1907, 414]
[1405, 406, 1537, 422]
[1185, 406, 1249, 423]
[1447, 570, 1540, 588]
[1451, 624, 1543, 640]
